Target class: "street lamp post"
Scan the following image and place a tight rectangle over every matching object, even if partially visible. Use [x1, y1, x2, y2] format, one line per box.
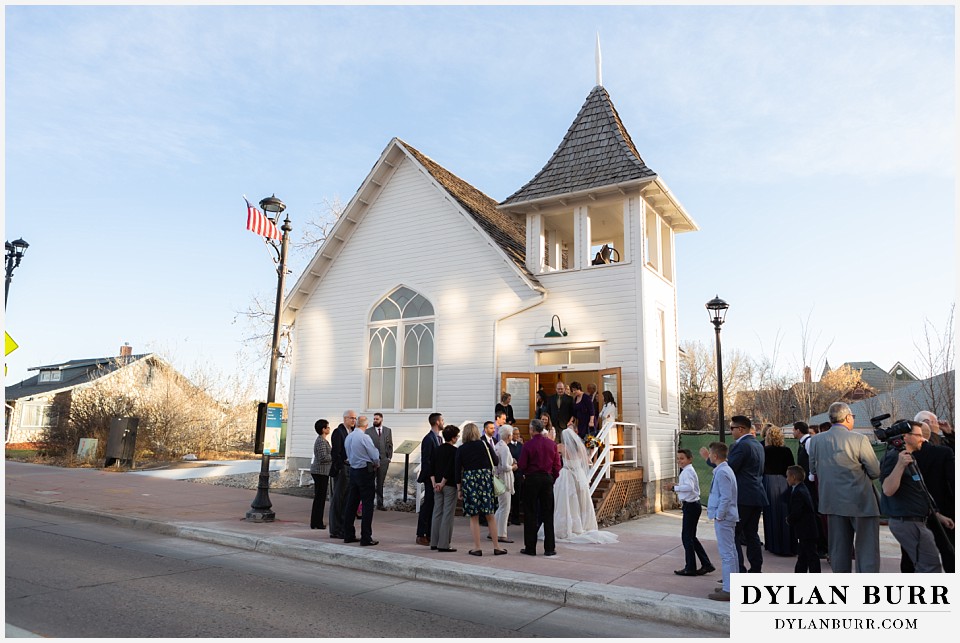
[705, 295, 729, 443]
[246, 195, 291, 523]
[5, 238, 30, 308]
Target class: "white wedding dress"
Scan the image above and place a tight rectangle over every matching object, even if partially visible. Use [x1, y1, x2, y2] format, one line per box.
[540, 428, 619, 545]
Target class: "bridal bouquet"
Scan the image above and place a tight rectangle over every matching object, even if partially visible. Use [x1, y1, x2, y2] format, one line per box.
[583, 434, 604, 451]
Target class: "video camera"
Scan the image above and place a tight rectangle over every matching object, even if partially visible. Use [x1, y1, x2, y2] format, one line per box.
[870, 413, 913, 451]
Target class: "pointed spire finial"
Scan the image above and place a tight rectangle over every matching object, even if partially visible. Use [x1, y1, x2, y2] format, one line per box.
[595, 32, 603, 87]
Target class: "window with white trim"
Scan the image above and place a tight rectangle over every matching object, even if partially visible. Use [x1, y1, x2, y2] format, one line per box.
[367, 286, 435, 411]
[21, 403, 58, 428]
[38, 370, 62, 383]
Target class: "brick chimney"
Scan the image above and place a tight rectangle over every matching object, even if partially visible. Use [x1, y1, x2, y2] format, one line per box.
[119, 343, 132, 358]
[803, 366, 812, 384]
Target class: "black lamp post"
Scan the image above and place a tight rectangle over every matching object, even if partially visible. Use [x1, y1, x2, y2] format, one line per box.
[246, 195, 291, 523]
[705, 295, 729, 443]
[5, 238, 30, 308]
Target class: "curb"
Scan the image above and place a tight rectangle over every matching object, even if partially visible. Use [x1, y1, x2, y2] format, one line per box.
[7, 495, 729, 632]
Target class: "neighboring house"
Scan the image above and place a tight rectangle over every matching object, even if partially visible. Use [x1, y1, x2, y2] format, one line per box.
[5, 344, 237, 455]
[5, 345, 152, 443]
[808, 370, 955, 432]
[821, 360, 915, 396]
[281, 82, 699, 503]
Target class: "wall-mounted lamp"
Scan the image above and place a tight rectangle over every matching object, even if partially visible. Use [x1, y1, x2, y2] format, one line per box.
[544, 314, 568, 338]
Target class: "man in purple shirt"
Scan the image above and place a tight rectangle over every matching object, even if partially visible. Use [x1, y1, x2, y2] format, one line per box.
[518, 418, 561, 556]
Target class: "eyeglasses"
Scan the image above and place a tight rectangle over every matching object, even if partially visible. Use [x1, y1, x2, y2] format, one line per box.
[908, 432, 924, 437]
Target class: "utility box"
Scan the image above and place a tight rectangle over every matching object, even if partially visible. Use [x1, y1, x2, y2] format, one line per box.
[105, 417, 139, 468]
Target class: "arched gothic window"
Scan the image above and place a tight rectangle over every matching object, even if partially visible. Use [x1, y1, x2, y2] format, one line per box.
[367, 286, 435, 410]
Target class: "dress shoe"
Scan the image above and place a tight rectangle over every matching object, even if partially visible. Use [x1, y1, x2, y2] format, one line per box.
[330, 533, 344, 539]
[343, 537, 360, 544]
[377, 505, 386, 511]
[360, 540, 379, 547]
[318, 524, 326, 530]
[519, 548, 536, 556]
[431, 546, 437, 550]
[696, 565, 716, 576]
[674, 569, 697, 576]
[543, 550, 557, 557]
[494, 548, 508, 556]
[468, 549, 482, 556]
[416, 536, 430, 546]
[708, 590, 731, 602]
[437, 547, 457, 553]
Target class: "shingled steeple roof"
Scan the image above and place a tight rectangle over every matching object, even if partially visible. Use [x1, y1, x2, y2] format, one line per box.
[501, 85, 657, 206]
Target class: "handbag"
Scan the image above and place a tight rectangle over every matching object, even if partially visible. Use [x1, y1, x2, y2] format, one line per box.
[486, 442, 507, 496]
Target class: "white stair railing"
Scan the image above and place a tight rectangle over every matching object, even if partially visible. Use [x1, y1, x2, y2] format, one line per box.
[588, 421, 639, 496]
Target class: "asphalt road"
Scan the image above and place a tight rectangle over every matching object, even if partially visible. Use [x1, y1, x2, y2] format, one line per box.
[4, 505, 717, 638]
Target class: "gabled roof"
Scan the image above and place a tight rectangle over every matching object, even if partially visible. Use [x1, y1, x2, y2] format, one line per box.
[889, 361, 919, 382]
[838, 361, 896, 393]
[501, 85, 657, 206]
[6, 353, 152, 401]
[281, 138, 542, 324]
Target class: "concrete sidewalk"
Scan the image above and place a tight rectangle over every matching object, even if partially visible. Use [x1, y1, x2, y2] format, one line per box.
[3, 461, 905, 634]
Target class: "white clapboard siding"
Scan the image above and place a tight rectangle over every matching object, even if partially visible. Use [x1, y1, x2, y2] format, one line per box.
[286, 156, 538, 460]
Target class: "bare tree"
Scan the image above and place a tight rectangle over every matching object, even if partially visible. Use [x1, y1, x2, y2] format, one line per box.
[679, 340, 754, 431]
[235, 197, 343, 400]
[42, 356, 256, 460]
[912, 303, 955, 423]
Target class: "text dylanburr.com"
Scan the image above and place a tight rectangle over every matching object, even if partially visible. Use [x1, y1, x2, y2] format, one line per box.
[730, 574, 957, 639]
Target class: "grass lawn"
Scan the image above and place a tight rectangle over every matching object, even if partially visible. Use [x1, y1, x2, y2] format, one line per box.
[6, 448, 38, 459]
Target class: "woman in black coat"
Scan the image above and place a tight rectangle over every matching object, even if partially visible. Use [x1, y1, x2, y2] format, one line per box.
[761, 425, 796, 555]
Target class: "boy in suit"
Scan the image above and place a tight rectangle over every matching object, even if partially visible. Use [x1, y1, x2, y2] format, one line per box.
[786, 465, 820, 573]
[706, 442, 738, 602]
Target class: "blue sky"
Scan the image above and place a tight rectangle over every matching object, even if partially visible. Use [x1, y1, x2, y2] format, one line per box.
[4, 4, 955, 394]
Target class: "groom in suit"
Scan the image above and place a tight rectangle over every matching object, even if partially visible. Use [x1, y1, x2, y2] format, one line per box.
[366, 412, 393, 510]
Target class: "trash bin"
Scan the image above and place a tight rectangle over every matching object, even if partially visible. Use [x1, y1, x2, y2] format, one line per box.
[104, 417, 139, 468]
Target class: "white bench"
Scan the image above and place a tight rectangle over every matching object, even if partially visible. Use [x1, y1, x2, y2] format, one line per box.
[298, 468, 313, 487]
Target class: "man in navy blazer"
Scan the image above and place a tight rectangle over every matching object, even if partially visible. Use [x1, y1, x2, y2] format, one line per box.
[704, 415, 766, 573]
[415, 412, 444, 546]
[727, 416, 767, 573]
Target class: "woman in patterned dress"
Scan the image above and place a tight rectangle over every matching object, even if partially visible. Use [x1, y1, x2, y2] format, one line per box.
[455, 422, 507, 557]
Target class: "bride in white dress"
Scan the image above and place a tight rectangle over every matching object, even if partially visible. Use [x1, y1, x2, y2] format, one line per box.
[542, 428, 619, 544]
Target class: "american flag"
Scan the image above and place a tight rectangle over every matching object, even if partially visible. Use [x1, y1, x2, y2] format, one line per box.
[244, 196, 282, 240]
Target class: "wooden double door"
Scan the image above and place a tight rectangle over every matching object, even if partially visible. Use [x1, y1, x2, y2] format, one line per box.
[500, 368, 621, 438]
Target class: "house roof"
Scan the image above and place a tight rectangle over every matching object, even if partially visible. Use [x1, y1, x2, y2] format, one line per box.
[808, 370, 955, 430]
[281, 138, 542, 324]
[501, 85, 657, 206]
[5, 353, 152, 401]
[889, 361, 919, 382]
[835, 361, 897, 394]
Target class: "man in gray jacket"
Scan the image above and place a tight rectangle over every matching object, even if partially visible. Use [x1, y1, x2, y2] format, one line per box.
[366, 412, 393, 510]
[808, 401, 882, 572]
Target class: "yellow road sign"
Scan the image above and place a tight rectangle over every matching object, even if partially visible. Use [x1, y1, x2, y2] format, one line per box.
[5, 332, 19, 356]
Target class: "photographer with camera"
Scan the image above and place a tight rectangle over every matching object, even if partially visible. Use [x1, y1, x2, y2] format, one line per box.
[880, 420, 954, 573]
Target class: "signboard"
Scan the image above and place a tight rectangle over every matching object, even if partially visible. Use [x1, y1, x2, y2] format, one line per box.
[394, 439, 420, 455]
[5, 332, 19, 356]
[77, 438, 98, 458]
[263, 403, 284, 456]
